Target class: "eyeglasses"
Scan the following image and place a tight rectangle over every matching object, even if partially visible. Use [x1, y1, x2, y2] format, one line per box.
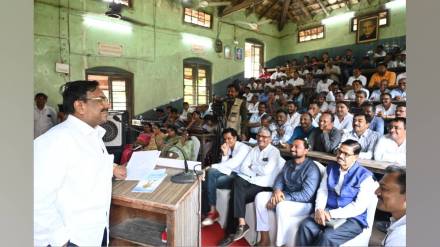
[336, 149, 355, 157]
[82, 96, 109, 104]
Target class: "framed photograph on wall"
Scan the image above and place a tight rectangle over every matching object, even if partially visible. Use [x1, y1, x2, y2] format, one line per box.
[224, 46, 232, 59]
[356, 15, 379, 44]
[235, 47, 243, 60]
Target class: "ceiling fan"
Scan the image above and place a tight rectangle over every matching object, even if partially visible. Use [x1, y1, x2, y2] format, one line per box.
[235, 19, 272, 31]
[105, 2, 147, 26]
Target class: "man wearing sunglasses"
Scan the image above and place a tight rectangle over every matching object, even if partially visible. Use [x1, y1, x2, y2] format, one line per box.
[34, 80, 127, 247]
[296, 139, 377, 246]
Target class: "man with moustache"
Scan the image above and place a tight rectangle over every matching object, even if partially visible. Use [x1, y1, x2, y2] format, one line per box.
[224, 83, 248, 136]
[286, 112, 316, 145]
[341, 113, 381, 159]
[349, 90, 368, 115]
[270, 109, 294, 146]
[308, 112, 342, 154]
[34, 80, 127, 246]
[218, 128, 284, 246]
[374, 118, 407, 166]
[254, 138, 322, 246]
[286, 101, 301, 130]
[375, 165, 406, 247]
[296, 140, 377, 246]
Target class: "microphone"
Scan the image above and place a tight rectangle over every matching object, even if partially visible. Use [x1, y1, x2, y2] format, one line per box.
[162, 142, 202, 184]
[112, 115, 143, 133]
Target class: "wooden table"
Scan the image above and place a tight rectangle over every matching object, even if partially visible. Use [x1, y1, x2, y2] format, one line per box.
[279, 148, 392, 174]
[109, 167, 201, 246]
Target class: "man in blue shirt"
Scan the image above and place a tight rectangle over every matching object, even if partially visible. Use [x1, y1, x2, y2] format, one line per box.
[363, 102, 385, 135]
[254, 138, 322, 246]
[286, 112, 315, 144]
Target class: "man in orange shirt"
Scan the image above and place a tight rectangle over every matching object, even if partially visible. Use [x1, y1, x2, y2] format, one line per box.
[368, 63, 396, 89]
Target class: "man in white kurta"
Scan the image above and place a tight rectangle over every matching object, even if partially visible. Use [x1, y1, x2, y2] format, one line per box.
[34, 80, 127, 247]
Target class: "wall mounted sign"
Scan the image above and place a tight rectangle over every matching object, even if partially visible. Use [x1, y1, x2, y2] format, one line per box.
[98, 42, 123, 57]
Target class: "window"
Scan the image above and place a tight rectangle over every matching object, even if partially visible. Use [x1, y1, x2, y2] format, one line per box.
[298, 26, 325, 43]
[244, 40, 264, 78]
[86, 68, 134, 120]
[183, 62, 212, 106]
[183, 8, 212, 28]
[351, 10, 389, 32]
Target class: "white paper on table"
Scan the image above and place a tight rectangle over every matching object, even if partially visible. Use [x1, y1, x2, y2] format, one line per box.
[157, 157, 202, 171]
[126, 150, 161, 180]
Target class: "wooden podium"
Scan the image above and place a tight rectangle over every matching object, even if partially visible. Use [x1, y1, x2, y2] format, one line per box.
[109, 167, 201, 246]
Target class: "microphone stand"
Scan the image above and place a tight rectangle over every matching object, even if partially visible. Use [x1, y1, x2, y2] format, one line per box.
[163, 143, 202, 184]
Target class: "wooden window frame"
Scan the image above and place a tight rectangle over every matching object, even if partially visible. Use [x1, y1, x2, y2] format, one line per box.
[183, 8, 213, 29]
[298, 25, 325, 43]
[244, 39, 265, 79]
[183, 62, 212, 107]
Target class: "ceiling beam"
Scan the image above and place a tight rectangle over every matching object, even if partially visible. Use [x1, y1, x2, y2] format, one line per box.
[316, 0, 330, 16]
[278, 0, 292, 31]
[220, 0, 265, 17]
[297, 0, 312, 20]
[287, 11, 301, 22]
[259, 0, 279, 20]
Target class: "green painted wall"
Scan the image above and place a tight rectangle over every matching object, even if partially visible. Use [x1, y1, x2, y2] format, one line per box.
[279, 0, 406, 54]
[34, 0, 282, 114]
[34, 0, 405, 114]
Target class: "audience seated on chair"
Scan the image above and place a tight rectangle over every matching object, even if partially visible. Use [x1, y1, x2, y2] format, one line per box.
[286, 101, 301, 130]
[308, 112, 342, 154]
[363, 102, 385, 135]
[346, 67, 367, 87]
[376, 93, 397, 120]
[390, 77, 407, 101]
[374, 117, 406, 166]
[270, 109, 294, 146]
[287, 112, 316, 145]
[334, 101, 353, 133]
[248, 103, 268, 139]
[144, 123, 166, 151]
[201, 128, 251, 227]
[254, 138, 321, 246]
[296, 140, 377, 246]
[395, 105, 406, 118]
[340, 113, 381, 159]
[376, 165, 406, 247]
[218, 127, 284, 246]
[120, 122, 153, 165]
[368, 63, 397, 89]
[308, 102, 321, 128]
[344, 80, 370, 100]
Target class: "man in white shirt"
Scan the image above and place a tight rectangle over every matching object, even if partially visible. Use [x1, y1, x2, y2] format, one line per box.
[242, 86, 254, 102]
[248, 102, 267, 139]
[286, 101, 301, 130]
[340, 113, 381, 159]
[296, 140, 377, 246]
[376, 93, 397, 120]
[344, 80, 370, 100]
[218, 128, 284, 246]
[346, 67, 367, 87]
[334, 101, 353, 133]
[374, 117, 406, 166]
[270, 109, 294, 146]
[369, 79, 390, 102]
[34, 80, 127, 247]
[202, 128, 251, 226]
[179, 101, 190, 122]
[390, 77, 407, 101]
[247, 95, 260, 114]
[307, 102, 321, 127]
[34, 92, 58, 138]
[270, 66, 287, 80]
[375, 165, 406, 247]
[287, 71, 304, 87]
[316, 76, 334, 93]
